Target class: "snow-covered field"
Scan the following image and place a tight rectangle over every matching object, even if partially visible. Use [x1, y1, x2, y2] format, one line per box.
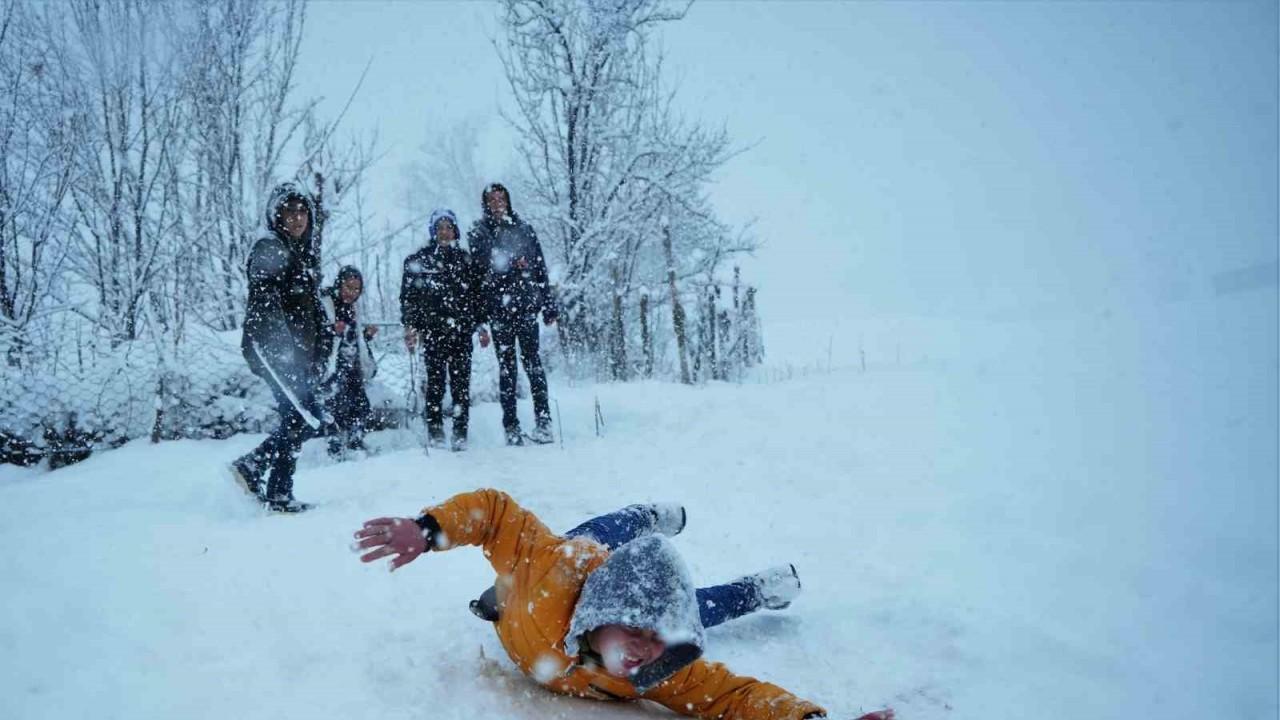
[1, 293, 1275, 720]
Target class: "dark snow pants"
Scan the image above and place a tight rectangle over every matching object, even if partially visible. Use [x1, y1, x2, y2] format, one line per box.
[490, 312, 549, 430]
[566, 506, 764, 629]
[422, 331, 473, 435]
[239, 349, 323, 500]
[327, 370, 370, 450]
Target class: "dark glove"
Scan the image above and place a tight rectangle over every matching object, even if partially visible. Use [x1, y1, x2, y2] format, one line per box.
[541, 305, 558, 325]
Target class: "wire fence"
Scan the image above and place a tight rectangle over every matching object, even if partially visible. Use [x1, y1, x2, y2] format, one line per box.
[1, 278, 767, 470]
[0, 322, 510, 469]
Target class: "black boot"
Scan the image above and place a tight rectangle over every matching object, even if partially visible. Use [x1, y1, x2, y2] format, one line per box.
[327, 436, 346, 460]
[528, 417, 554, 444]
[427, 423, 446, 449]
[504, 425, 524, 446]
[469, 585, 500, 622]
[265, 494, 313, 514]
[230, 456, 265, 498]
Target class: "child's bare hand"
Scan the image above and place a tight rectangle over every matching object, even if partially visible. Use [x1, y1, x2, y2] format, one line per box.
[353, 517, 426, 571]
[854, 710, 894, 720]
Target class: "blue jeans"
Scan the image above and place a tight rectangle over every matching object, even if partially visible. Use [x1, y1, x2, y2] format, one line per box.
[566, 505, 762, 629]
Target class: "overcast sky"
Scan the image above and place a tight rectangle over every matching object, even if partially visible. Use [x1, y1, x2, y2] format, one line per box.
[298, 0, 1278, 361]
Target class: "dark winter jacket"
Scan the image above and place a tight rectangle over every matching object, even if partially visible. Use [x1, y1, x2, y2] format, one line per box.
[467, 185, 556, 320]
[241, 182, 328, 389]
[418, 489, 825, 720]
[320, 274, 377, 386]
[401, 210, 483, 343]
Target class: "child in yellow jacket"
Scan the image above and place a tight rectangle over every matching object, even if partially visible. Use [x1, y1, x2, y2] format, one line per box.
[353, 488, 892, 720]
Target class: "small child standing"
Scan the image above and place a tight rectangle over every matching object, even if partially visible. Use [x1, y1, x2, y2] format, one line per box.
[320, 265, 378, 458]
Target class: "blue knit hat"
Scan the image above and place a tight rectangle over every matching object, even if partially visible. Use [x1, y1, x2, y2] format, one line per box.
[428, 208, 459, 242]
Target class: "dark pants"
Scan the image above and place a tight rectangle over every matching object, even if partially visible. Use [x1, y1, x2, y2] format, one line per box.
[423, 332, 473, 435]
[327, 370, 370, 450]
[491, 312, 549, 430]
[565, 506, 763, 629]
[242, 373, 321, 500]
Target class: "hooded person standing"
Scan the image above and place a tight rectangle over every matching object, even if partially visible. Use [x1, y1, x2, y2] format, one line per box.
[466, 183, 558, 446]
[320, 265, 379, 459]
[229, 181, 328, 513]
[401, 209, 485, 451]
[352, 489, 893, 720]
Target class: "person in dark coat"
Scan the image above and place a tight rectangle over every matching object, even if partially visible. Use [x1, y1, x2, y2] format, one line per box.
[320, 265, 379, 459]
[401, 208, 485, 452]
[230, 181, 329, 513]
[466, 183, 558, 445]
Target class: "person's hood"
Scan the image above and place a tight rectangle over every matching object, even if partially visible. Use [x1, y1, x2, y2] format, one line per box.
[264, 181, 316, 243]
[564, 535, 705, 693]
[328, 265, 363, 302]
[481, 182, 515, 222]
[428, 208, 459, 243]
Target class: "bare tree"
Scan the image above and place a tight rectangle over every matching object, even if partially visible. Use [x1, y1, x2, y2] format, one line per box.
[495, 0, 748, 380]
[179, 0, 319, 331]
[35, 0, 189, 344]
[0, 0, 77, 367]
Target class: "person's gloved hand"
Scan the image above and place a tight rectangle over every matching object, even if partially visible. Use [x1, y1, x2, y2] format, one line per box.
[542, 306, 558, 326]
[353, 517, 428, 571]
[478, 327, 491, 348]
[364, 325, 379, 340]
[403, 327, 417, 352]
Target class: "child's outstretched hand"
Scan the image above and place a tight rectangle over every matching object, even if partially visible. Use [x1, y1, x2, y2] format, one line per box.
[353, 517, 426, 571]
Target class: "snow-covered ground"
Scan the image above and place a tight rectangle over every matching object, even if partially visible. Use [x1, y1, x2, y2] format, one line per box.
[1, 292, 1275, 720]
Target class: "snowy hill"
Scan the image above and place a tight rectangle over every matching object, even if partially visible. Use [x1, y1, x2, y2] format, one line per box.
[1, 295, 1275, 720]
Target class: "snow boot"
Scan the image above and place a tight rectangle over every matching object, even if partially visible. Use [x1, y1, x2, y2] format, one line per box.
[649, 503, 687, 537]
[747, 564, 802, 610]
[469, 585, 500, 622]
[427, 423, 447, 449]
[265, 494, 313, 514]
[504, 426, 524, 446]
[230, 457, 265, 498]
[527, 417, 554, 445]
[450, 431, 468, 453]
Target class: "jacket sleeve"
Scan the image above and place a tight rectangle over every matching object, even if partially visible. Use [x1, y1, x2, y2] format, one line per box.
[418, 489, 560, 578]
[246, 237, 295, 355]
[527, 225, 555, 314]
[317, 296, 340, 382]
[400, 256, 421, 329]
[467, 226, 491, 325]
[643, 659, 826, 720]
[358, 323, 377, 381]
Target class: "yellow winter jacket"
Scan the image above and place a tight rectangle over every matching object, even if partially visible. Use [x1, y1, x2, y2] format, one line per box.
[421, 488, 827, 720]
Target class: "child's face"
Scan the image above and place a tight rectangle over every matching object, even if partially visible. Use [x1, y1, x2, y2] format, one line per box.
[590, 625, 666, 678]
[435, 219, 457, 245]
[339, 277, 362, 305]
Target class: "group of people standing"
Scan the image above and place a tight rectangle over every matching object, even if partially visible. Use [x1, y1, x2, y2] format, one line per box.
[230, 180, 557, 513]
[224, 179, 893, 720]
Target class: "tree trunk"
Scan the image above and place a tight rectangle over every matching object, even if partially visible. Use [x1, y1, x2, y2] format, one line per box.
[663, 223, 691, 384]
[745, 286, 763, 364]
[707, 285, 719, 381]
[639, 291, 653, 378]
[608, 267, 627, 380]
